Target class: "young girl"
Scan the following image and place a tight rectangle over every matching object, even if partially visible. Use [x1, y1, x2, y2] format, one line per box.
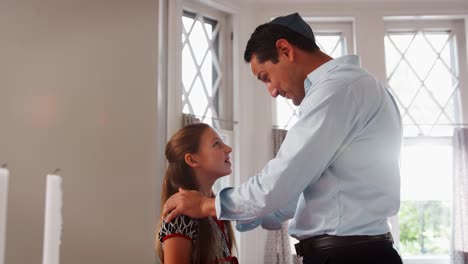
[156, 123, 238, 264]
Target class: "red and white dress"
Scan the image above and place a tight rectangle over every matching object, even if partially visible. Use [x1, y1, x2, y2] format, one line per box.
[158, 215, 238, 264]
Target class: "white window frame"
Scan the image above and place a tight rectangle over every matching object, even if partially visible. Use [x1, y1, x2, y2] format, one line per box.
[164, 0, 243, 257]
[385, 17, 467, 264]
[309, 19, 355, 55]
[167, 0, 233, 135]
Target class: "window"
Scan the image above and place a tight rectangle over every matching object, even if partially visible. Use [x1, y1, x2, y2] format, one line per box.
[385, 27, 460, 137]
[181, 6, 234, 188]
[167, 1, 235, 190]
[384, 19, 463, 264]
[399, 140, 452, 256]
[181, 10, 227, 129]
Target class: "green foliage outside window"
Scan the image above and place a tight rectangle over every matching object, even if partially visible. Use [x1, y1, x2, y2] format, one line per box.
[399, 200, 451, 255]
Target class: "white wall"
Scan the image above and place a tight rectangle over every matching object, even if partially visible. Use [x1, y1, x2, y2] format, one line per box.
[0, 0, 159, 263]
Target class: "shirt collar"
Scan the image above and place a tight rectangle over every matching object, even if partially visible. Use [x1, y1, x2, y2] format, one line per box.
[304, 55, 361, 95]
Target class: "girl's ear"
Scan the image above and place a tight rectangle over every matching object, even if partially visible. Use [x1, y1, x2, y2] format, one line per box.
[184, 153, 199, 168]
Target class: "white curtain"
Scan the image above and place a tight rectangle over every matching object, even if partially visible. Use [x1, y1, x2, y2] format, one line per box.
[264, 128, 294, 264]
[452, 128, 468, 264]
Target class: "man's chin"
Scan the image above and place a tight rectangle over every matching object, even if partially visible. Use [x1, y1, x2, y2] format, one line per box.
[292, 96, 304, 106]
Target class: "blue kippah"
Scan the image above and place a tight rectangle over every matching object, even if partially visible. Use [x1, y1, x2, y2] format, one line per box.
[270, 13, 315, 42]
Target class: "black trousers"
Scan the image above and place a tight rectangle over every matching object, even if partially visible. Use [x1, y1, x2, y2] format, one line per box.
[301, 240, 403, 264]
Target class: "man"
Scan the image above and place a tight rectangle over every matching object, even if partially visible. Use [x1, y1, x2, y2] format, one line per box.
[163, 12, 403, 264]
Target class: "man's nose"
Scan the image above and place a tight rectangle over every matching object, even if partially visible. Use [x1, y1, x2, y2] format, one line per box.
[226, 145, 232, 153]
[267, 84, 279, 98]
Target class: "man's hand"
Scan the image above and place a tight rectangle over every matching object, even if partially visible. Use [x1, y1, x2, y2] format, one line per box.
[162, 188, 216, 222]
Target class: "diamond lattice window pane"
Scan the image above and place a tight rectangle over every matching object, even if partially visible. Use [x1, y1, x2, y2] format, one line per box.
[182, 103, 190, 114]
[188, 77, 209, 117]
[405, 34, 438, 80]
[316, 35, 342, 58]
[330, 40, 343, 58]
[384, 37, 402, 76]
[389, 34, 414, 54]
[408, 88, 441, 125]
[425, 60, 455, 106]
[425, 32, 449, 53]
[212, 58, 222, 92]
[388, 60, 420, 107]
[201, 52, 213, 97]
[181, 11, 222, 128]
[182, 45, 197, 91]
[443, 96, 457, 122]
[275, 98, 298, 129]
[205, 21, 213, 40]
[189, 20, 209, 65]
[440, 41, 453, 69]
[183, 16, 194, 34]
[385, 30, 460, 137]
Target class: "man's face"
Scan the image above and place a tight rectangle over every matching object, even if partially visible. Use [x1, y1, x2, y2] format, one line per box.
[250, 52, 305, 106]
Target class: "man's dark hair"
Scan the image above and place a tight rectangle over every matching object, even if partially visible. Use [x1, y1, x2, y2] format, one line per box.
[243, 23, 319, 64]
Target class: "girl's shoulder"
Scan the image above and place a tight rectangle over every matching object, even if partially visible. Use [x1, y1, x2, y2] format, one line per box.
[158, 215, 198, 242]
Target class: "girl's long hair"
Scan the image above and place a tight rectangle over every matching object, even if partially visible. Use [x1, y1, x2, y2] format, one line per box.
[156, 123, 236, 264]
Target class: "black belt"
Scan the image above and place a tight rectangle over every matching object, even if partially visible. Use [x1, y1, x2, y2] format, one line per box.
[294, 232, 394, 258]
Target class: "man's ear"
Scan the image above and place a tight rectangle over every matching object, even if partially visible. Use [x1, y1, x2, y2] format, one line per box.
[276, 39, 294, 61]
[184, 153, 199, 168]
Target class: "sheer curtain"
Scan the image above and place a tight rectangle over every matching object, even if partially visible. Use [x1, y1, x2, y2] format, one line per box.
[264, 128, 295, 264]
[452, 128, 468, 264]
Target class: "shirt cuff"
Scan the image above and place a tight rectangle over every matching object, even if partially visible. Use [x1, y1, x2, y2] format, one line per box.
[260, 213, 283, 230]
[235, 219, 262, 232]
[215, 187, 234, 219]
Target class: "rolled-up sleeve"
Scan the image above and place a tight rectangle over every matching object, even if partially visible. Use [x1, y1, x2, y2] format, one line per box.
[235, 195, 299, 231]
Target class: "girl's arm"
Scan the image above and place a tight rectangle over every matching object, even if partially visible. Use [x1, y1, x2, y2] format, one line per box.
[163, 237, 192, 264]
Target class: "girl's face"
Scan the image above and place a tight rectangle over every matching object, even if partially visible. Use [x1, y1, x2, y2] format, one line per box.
[191, 127, 232, 179]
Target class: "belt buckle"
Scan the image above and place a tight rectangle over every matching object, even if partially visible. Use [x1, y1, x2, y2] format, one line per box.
[294, 243, 302, 258]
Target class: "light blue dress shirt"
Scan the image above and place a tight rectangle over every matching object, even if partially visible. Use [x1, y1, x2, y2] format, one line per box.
[215, 55, 402, 240]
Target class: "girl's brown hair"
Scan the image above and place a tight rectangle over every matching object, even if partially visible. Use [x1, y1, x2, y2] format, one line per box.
[156, 123, 236, 264]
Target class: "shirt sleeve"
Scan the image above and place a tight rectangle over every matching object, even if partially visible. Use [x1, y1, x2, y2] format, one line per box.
[158, 214, 198, 242]
[216, 78, 361, 221]
[236, 194, 299, 232]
